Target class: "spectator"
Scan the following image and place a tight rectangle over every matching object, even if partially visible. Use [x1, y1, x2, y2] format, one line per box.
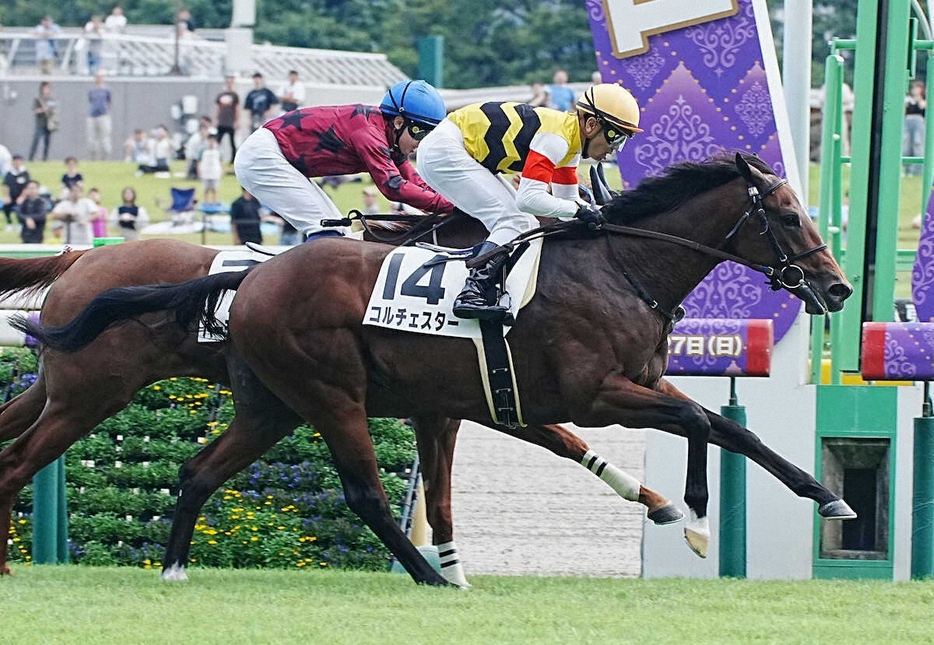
[87, 72, 113, 160]
[104, 6, 127, 33]
[51, 184, 96, 244]
[278, 217, 300, 246]
[230, 187, 263, 244]
[279, 70, 306, 113]
[16, 180, 47, 244]
[548, 69, 576, 112]
[84, 15, 105, 75]
[109, 186, 149, 241]
[34, 16, 60, 75]
[176, 7, 197, 33]
[60, 156, 84, 200]
[198, 131, 223, 204]
[87, 187, 109, 238]
[137, 125, 171, 174]
[2, 154, 30, 229]
[124, 129, 150, 164]
[185, 116, 212, 179]
[243, 73, 279, 132]
[29, 81, 57, 162]
[362, 186, 380, 215]
[528, 82, 550, 107]
[904, 80, 926, 177]
[215, 76, 240, 162]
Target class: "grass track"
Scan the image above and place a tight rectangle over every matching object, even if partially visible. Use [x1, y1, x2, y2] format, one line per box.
[2, 566, 934, 644]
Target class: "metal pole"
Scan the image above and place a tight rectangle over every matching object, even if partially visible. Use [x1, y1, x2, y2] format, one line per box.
[782, 0, 813, 203]
[32, 456, 66, 564]
[912, 382, 934, 579]
[719, 377, 747, 578]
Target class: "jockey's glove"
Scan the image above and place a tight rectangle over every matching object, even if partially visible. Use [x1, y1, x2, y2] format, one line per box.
[575, 203, 605, 231]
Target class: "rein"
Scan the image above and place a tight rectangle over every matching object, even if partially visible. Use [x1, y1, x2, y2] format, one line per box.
[322, 210, 454, 245]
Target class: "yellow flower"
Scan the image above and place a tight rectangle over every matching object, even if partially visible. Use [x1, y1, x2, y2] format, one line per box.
[152, 385, 161, 391]
[250, 536, 258, 542]
[207, 540, 217, 545]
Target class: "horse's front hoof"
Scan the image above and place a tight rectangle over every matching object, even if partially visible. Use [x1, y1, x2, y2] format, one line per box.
[818, 499, 857, 520]
[684, 511, 709, 558]
[647, 502, 684, 525]
[160, 563, 189, 582]
[0, 564, 11, 576]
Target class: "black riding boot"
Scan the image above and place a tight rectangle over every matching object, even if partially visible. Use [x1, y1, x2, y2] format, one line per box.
[452, 241, 511, 321]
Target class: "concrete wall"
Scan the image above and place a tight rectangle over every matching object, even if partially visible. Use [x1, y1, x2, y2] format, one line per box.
[0, 75, 387, 162]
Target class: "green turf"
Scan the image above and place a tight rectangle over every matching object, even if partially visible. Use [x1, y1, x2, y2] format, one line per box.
[2, 565, 933, 644]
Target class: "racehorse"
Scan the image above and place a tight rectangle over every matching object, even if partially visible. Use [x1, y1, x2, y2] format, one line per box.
[0, 218, 677, 584]
[19, 153, 856, 584]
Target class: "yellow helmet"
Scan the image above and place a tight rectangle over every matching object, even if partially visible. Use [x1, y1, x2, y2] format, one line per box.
[577, 83, 643, 135]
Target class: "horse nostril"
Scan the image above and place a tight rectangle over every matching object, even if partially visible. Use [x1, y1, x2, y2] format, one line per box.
[829, 282, 853, 300]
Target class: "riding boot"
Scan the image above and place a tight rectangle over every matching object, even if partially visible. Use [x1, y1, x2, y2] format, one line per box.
[453, 241, 511, 321]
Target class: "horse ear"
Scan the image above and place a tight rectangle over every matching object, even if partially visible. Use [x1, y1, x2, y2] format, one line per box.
[735, 152, 753, 182]
[590, 163, 614, 205]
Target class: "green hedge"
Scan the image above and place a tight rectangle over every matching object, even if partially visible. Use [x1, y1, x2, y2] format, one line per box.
[3, 351, 416, 571]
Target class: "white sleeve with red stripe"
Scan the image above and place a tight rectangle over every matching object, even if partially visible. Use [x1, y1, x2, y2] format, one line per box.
[515, 132, 579, 218]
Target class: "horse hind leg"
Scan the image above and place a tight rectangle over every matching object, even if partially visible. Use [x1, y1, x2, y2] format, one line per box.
[410, 414, 470, 588]
[0, 374, 47, 443]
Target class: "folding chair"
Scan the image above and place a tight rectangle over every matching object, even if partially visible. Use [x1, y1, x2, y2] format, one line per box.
[158, 187, 197, 226]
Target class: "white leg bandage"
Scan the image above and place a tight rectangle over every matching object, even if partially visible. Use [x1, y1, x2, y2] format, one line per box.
[581, 450, 641, 501]
[436, 540, 470, 589]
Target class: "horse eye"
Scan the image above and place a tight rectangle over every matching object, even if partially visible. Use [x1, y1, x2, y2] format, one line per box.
[781, 213, 800, 227]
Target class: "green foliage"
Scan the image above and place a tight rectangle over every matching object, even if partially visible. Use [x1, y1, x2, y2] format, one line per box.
[3, 349, 418, 570]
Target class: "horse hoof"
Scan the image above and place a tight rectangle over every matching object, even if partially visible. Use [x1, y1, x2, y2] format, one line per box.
[160, 563, 189, 582]
[647, 502, 684, 525]
[684, 511, 709, 558]
[0, 564, 11, 576]
[818, 499, 857, 520]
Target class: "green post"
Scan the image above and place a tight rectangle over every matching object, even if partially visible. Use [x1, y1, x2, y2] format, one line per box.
[417, 35, 444, 87]
[32, 456, 68, 564]
[912, 383, 934, 579]
[719, 377, 747, 578]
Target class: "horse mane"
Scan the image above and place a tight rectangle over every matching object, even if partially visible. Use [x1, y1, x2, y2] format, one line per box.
[603, 152, 775, 224]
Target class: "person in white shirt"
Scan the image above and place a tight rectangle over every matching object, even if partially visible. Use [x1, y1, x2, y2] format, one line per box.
[278, 70, 306, 113]
[104, 6, 127, 33]
[51, 184, 96, 244]
[138, 125, 172, 174]
[198, 132, 223, 204]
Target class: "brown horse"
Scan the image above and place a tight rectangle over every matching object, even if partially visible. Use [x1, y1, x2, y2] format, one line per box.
[0, 224, 676, 584]
[20, 153, 856, 584]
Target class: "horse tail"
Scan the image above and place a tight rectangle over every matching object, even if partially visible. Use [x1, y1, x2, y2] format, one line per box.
[10, 269, 252, 352]
[0, 250, 89, 301]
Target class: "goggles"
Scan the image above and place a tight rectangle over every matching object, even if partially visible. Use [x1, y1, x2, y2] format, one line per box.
[600, 119, 634, 149]
[406, 120, 433, 141]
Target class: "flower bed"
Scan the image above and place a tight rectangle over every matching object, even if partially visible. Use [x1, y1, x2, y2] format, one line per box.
[3, 348, 416, 570]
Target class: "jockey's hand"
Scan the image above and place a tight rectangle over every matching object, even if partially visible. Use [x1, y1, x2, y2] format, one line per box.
[575, 203, 605, 231]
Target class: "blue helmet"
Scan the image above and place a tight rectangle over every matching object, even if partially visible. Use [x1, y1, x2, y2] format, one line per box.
[380, 80, 446, 128]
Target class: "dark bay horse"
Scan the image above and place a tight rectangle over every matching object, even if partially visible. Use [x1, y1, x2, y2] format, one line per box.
[19, 153, 856, 583]
[0, 228, 676, 584]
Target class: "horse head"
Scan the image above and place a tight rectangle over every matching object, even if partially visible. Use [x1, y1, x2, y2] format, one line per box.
[727, 153, 852, 314]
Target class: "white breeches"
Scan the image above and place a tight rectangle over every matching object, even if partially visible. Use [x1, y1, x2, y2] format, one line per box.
[418, 119, 538, 247]
[234, 127, 349, 237]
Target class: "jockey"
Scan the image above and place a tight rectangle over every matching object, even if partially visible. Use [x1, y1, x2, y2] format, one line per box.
[418, 83, 642, 320]
[234, 80, 454, 241]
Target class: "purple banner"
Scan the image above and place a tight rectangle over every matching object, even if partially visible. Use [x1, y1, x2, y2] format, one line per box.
[912, 196, 934, 321]
[667, 318, 773, 376]
[586, 0, 803, 343]
[862, 322, 934, 381]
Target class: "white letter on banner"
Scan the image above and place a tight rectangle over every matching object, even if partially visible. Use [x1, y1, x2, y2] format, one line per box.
[603, 0, 739, 57]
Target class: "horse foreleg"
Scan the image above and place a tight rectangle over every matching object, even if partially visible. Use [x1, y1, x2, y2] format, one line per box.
[162, 404, 301, 581]
[573, 373, 711, 557]
[656, 378, 856, 518]
[410, 414, 470, 588]
[0, 374, 47, 442]
[498, 423, 682, 525]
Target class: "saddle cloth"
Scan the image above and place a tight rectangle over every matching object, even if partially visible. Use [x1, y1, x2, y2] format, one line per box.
[363, 238, 543, 339]
[198, 250, 271, 342]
